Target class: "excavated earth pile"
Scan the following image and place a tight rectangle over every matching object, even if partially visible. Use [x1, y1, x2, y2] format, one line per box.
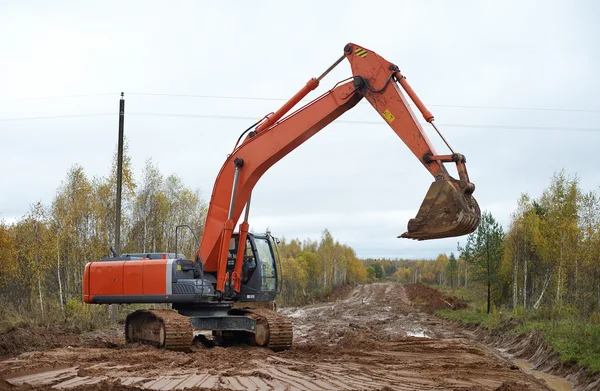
[404, 283, 468, 313]
[0, 283, 559, 390]
[0, 326, 121, 358]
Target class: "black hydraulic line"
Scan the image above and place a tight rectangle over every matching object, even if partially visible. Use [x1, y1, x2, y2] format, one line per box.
[234, 119, 262, 150]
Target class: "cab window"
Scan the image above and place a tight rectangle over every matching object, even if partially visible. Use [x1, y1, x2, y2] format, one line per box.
[254, 237, 276, 291]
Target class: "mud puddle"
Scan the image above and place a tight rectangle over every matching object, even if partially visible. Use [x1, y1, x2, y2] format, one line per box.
[405, 330, 430, 338]
[514, 359, 573, 391]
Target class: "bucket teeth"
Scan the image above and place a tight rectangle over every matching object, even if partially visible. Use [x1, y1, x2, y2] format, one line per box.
[400, 179, 480, 240]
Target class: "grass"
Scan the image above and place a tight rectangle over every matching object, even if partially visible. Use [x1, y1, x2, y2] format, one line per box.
[432, 285, 479, 304]
[431, 284, 600, 373]
[0, 299, 146, 334]
[436, 305, 600, 374]
[516, 319, 600, 373]
[437, 308, 503, 329]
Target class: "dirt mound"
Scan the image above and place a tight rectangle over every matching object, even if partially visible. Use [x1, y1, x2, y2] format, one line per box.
[404, 283, 468, 313]
[0, 325, 121, 359]
[321, 283, 356, 302]
[0, 326, 79, 358]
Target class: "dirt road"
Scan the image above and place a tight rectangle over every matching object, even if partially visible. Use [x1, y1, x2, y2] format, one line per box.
[0, 283, 554, 390]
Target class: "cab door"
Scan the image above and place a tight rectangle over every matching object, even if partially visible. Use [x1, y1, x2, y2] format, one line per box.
[238, 234, 278, 301]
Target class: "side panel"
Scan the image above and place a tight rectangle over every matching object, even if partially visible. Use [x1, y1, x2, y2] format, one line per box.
[85, 259, 176, 303]
[89, 261, 125, 296]
[83, 263, 91, 303]
[123, 262, 144, 295]
[142, 260, 167, 295]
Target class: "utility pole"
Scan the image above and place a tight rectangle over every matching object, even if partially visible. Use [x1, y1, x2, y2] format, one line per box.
[111, 92, 125, 323]
[115, 92, 125, 255]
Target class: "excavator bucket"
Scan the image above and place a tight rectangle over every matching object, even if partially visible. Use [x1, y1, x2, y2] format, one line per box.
[400, 179, 480, 240]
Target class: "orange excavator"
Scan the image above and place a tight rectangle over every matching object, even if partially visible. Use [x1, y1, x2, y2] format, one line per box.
[83, 43, 480, 351]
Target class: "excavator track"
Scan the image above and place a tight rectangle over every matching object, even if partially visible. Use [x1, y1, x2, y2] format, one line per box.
[245, 308, 293, 351]
[125, 309, 193, 352]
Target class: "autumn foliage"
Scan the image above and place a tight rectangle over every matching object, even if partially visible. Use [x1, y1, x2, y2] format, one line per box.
[0, 153, 206, 328]
[384, 171, 600, 318]
[277, 230, 367, 306]
[0, 148, 366, 325]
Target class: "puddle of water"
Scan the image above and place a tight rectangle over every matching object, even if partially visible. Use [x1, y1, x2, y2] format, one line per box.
[406, 330, 430, 338]
[513, 359, 573, 391]
[286, 309, 307, 318]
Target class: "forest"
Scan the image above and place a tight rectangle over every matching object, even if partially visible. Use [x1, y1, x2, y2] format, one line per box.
[376, 171, 600, 320]
[1, 146, 599, 336]
[0, 144, 367, 328]
[0, 145, 208, 328]
[277, 232, 367, 306]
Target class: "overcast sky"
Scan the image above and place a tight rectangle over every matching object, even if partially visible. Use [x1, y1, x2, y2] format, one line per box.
[1, 1, 599, 259]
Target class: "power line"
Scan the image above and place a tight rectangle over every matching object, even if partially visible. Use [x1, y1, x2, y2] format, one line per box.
[2, 111, 599, 133]
[129, 112, 258, 120]
[426, 123, 600, 132]
[128, 113, 600, 132]
[336, 118, 600, 132]
[128, 92, 600, 114]
[128, 92, 281, 102]
[1, 91, 598, 114]
[428, 103, 600, 114]
[0, 113, 112, 121]
[3, 93, 119, 101]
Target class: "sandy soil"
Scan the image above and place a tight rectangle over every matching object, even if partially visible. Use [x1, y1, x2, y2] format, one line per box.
[0, 283, 554, 390]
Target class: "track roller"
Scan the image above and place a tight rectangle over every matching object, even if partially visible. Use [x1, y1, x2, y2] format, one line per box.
[125, 309, 193, 352]
[245, 308, 293, 351]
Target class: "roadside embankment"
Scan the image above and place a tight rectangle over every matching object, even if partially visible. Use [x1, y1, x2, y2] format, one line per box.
[408, 283, 600, 391]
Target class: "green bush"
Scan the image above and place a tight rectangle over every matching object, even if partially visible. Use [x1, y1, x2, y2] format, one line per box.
[63, 299, 112, 331]
[437, 308, 487, 326]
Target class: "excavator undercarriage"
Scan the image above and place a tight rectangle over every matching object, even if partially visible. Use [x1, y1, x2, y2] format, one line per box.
[125, 308, 292, 352]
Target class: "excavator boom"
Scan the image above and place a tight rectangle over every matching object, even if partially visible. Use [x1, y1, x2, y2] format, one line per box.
[200, 43, 480, 293]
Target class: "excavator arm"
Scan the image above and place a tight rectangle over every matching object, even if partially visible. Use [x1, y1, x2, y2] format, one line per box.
[199, 43, 480, 294]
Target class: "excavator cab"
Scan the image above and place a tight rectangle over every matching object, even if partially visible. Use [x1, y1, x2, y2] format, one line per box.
[228, 232, 279, 302]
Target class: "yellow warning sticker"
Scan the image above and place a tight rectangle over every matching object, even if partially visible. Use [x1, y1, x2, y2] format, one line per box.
[177, 265, 182, 271]
[355, 48, 368, 58]
[382, 109, 395, 123]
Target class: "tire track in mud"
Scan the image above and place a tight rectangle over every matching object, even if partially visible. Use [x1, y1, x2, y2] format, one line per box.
[0, 283, 554, 390]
